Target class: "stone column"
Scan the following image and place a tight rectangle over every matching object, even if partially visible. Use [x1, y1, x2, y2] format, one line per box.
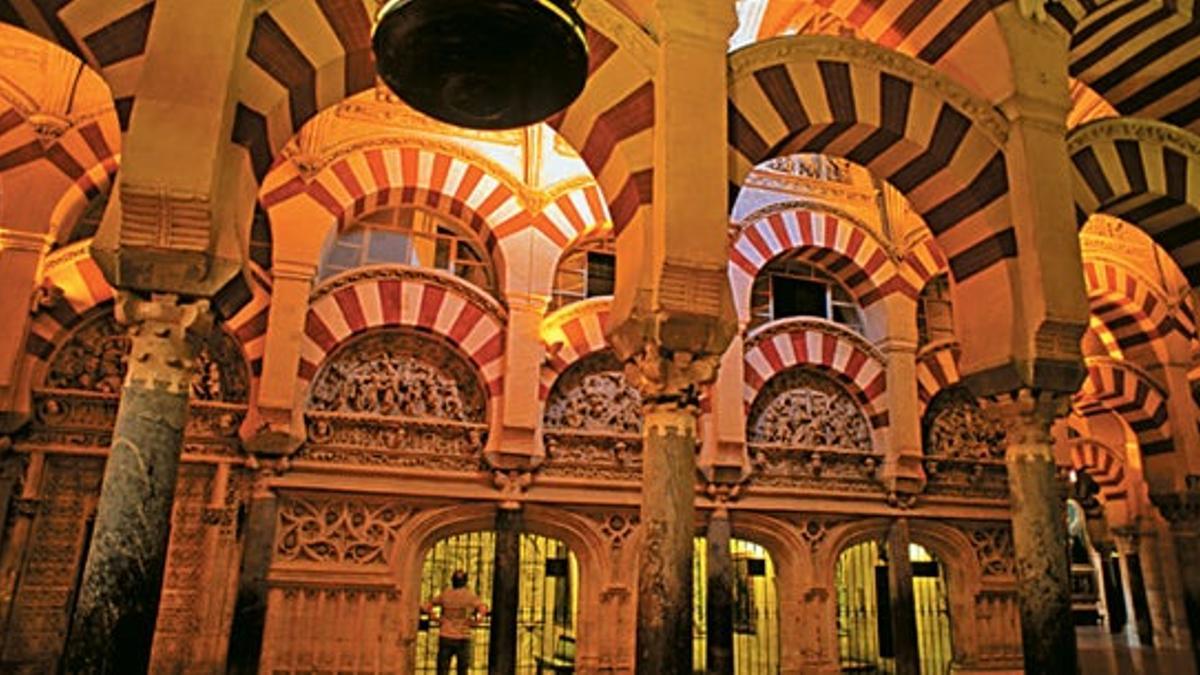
[705, 507, 733, 674]
[878, 325, 925, 503]
[1152, 491, 1200, 670]
[1113, 528, 1155, 647]
[63, 293, 209, 673]
[489, 507, 523, 675]
[987, 391, 1077, 675]
[887, 518, 919, 675]
[226, 464, 280, 674]
[1094, 544, 1126, 634]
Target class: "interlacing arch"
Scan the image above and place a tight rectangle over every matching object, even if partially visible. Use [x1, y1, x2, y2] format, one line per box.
[298, 267, 506, 400]
[260, 144, 520, 273]
[915, 340, 962, 416]
[522, 181, 611, 250]
[729, 36, 1017, 378]
[1067, 437, 1128, 502]
[1083, 258, 1179, 365]
[728, 208, 907, 320]
[1074, 356, 1172, 458]
[1050, 1, 1200, 133]
[539, 297, 611, 401]
[1068, 118, 1200, 283]
[743, 318, 888, 428]
[0, 24, 121, 237]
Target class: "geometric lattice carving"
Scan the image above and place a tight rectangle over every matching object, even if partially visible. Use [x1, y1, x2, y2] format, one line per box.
[544, 351, 641, 433]
[275, 495, 409, 566]
[307, 329, 486, 423]
[963, 523, 1017, 577]
[924, 387, 1006, 459]
[747, 368, 871, 450]
[43, 308, 249, 402]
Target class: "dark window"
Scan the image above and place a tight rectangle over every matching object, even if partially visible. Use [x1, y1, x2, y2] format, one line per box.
[585, 251, 615, 297]
[772, 276, 827, 319]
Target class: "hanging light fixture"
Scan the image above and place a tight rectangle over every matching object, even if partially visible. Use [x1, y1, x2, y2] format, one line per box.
[373, 0, 589, 130]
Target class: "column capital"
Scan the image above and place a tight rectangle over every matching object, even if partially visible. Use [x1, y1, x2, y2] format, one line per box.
[623, 344, 721, 407]
[115, 291, 211, 395]
[271, 259, 318, 282]
[979, 388, 1069, 450]
[1150, 483, 1200, 534]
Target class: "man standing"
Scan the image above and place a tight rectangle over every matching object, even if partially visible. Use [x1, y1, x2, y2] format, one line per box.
[422, 569, 489, 675]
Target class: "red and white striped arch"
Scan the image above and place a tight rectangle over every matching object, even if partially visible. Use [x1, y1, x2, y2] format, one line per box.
[519, 183, 611, 250]
[916, 341, 962, 416]
[899, 235, 950, 292]
[743, 319, 888, 428]
[729, 209, 905, 320]
[24, 246, 116, 376]
[1067, 438, 1128, 502]
[260, 145, 527, 267]
[299, 269, 506, 400]
[539, 298, 612, 400]
[224, 264, 274, 384]
[1074, 358, 1172, 458]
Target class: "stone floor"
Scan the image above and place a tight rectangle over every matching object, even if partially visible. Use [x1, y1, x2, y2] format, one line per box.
[1077, 626, 1197, 675]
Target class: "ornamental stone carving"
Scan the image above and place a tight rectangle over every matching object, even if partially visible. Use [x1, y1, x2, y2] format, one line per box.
[43, 308, 249, 403]
[924, 388, 1006, 460]
[307, 329, 486, 423]
[544, 352, 642, 433]
[275, 495, 409, 566]
[962, 523, 1017, 577]
[747, 368, 871, 451]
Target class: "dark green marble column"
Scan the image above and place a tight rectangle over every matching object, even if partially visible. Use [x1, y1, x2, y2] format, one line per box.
[995, 397, 1078, 675]
[636, 401, 697, 675]
[62, 295, 207, 673]
[705, 510, 733, 675]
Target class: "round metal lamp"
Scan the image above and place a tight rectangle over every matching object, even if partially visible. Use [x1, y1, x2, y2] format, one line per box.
[373, 0, 589, 130]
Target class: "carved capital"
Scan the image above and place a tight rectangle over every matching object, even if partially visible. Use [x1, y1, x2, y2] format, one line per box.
[1150, 482, 1200, 533]
[622, 345, 719, 407]
[979, 389, 1068, 458]
[115, 292, 212, 395]
[492, 469, 534, 510]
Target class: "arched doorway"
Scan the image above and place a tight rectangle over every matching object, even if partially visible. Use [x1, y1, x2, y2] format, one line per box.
[692, 537, 780, 673]
[835, 540, 953, 674]
[415, 532, 579, 673]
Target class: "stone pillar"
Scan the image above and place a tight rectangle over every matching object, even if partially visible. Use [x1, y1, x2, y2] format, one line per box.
[1094, 544, 1126, 634]
[887, 518, 919, 675]
[987, 391, 1077, 675]
[0, 229, 49, 430]
[1152, 492, 1200, 670]
[226, 464, 280, 674]
[705, 508, 733, 674]
[1137, 526, 1176, 646]
[489, 507, 522, 675]
[635, 398, 699, 674]
[241, 260, 314, 455]
[877, 318, 925, 502]
[63, 293, 209, 673]
[484, 292, 547, 468]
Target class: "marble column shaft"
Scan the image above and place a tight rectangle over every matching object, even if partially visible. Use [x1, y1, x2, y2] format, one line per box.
[993, 395, 1078, 675]
[63, 294, 208, 673]
[636, 402, 698, 675]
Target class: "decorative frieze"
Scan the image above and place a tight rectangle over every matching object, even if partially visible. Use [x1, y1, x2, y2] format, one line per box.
[275, 495, 410, 567]
[747, 368, 871, 450]
[961, 523, 1017, 577]
[922, 388, 1009, 499]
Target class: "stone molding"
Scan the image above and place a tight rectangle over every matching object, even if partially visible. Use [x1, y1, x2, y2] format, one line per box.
[1067, 116, 1200, 158]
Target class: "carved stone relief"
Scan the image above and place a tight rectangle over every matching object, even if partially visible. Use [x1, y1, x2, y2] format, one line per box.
[922, 388, 1009, 498]
[747, 368, 871, 450]
[43, 309, 249, 403]
[307, 329, 486, 423]
[275, 495, 410, 567]
[961, 523, 1017, 577]
[544, 352, 641, 433]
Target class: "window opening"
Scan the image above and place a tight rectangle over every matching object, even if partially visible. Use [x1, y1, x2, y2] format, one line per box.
[551, 237, 616, 311]
[749, 257, 862, 333]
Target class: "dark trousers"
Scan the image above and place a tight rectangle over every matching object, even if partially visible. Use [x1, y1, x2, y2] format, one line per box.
[436, 637, 471, 675]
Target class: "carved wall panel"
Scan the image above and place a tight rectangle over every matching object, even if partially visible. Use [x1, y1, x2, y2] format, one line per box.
[307, 329, 486, 423]
[542, 351, 644, 480]
[259, 585, 402, 673]
[275, 495, 410, 568]
[543, 351, 641, 434]
[0, 456, 103, 671]
[960, 522, 1017, 578]
[972, 591, 1022, 667]
[42, 308, 250, 403]
[747, 368, 870, 450]
[922, 387, 1009, 499]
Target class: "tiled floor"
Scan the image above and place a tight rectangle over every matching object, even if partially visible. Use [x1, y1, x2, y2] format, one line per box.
[1077, 626, 1197, 675]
